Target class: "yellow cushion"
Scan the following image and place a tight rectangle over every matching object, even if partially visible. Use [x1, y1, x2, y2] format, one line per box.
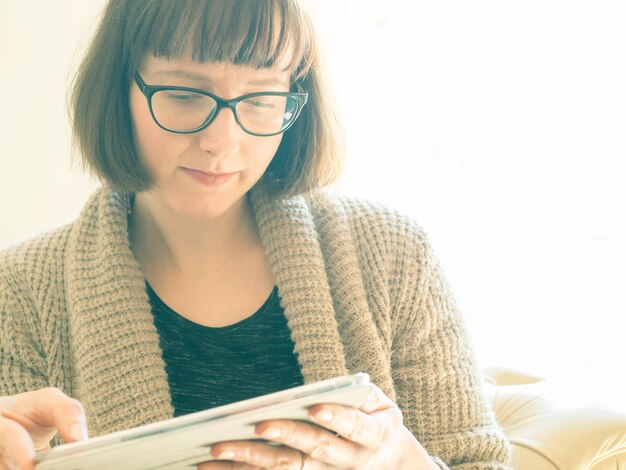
[483, 368, 626, 470]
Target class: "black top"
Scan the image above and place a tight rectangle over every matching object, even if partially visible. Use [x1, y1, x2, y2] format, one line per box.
[146, 282, 304, 417]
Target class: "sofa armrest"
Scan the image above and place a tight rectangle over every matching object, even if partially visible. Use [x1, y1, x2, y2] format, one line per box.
[483, 367, 626, 470]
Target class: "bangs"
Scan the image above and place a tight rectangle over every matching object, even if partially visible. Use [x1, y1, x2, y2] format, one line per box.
[133, 0, 314, 80]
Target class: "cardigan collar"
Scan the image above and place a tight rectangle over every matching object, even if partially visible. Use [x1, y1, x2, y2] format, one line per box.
[64, 186, 354, 435]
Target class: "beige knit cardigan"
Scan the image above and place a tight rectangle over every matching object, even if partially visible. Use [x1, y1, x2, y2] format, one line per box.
[0, 186, 511, 469]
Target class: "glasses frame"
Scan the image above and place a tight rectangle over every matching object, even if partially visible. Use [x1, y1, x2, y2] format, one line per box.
[133, 72, 308, 137]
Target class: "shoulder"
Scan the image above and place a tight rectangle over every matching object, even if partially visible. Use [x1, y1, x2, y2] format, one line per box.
[0, 224, 75, 360]
[0, 222, 75, 278]
[308, 189, 430, 249]
[304, 190, 439, 298]
[304, 190, 446, 336]
[0, 224, 74, 301]
[0, 186, 116, 301]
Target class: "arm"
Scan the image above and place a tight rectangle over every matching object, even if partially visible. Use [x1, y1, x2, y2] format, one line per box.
[390, 229, 512, 469]
[0, 272, 48, 396]
[0, 270, 88, 468]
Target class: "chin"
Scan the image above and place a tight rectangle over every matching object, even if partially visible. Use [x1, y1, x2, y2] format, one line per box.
[170, 192, 244, 220]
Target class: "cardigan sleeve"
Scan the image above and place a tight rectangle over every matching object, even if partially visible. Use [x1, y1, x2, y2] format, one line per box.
[389, 228, 513, 469]
[0, 271, 49, 397]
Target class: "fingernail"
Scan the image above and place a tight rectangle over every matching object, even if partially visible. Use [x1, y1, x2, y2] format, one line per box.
[70, 423, 88, 441]
[314, 410, 333, 422]
[217, 450, 235, 459]
[262, 426, 282, 438]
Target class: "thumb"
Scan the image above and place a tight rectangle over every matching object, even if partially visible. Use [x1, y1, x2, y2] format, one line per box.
[9, 388, 89, 445]
[51, 406, 89, 445]
[30, 388, 89, 444]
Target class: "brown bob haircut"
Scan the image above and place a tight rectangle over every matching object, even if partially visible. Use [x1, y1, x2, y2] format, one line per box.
[71, 0, 343, 197]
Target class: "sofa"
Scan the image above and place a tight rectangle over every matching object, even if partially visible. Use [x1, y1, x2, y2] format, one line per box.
[483, 367, 626, 469]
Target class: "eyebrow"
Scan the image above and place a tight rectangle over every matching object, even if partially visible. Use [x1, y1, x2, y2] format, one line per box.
[152, 69, 290, 86]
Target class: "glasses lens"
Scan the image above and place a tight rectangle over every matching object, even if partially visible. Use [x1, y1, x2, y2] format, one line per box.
[237, 95, 299, 135]
[151, 90, 217, 131]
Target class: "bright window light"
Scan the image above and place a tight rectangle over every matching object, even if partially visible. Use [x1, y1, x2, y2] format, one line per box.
[1, 0, 624, 412]
[311, 0, 626, 411]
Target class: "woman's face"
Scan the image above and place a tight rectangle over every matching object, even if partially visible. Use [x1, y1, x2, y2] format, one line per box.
[129, 54, 292, 220]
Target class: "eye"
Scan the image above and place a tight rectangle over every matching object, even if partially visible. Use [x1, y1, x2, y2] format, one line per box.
[248, 99, 276, 109]
[163, 91, 203, 102]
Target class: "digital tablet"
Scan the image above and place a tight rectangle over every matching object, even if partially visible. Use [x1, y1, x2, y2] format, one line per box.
[35, 373, 373, 470]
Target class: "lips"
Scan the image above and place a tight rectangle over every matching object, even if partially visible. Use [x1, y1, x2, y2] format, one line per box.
[181, 167, 235, 176]
[180, 167, 237, 186]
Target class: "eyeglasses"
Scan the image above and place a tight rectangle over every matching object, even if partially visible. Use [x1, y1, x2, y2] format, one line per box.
[133, 72, 308, 137]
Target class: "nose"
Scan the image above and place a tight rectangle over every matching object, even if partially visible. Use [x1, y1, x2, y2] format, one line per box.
[196, 105, 242, 158]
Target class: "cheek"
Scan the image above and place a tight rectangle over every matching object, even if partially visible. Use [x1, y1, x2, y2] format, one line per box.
[245, 134, 283, 173]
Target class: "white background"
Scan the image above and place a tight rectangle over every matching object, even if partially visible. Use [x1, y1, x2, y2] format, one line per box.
[1, 1, 624, 411]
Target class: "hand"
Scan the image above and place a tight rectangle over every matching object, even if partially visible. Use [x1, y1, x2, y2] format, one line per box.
[0, 388, 88, 470]
[198, 384, 438, 469]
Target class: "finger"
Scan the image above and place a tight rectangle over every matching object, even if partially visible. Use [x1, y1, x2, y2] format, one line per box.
[197, 460, 262, 470]
[209, 440, 305, 470]
[253, 420, 357, 468]
[309, 402, 403, 448]
[0, 414, 35, 470]
[13, 388, 89, 444]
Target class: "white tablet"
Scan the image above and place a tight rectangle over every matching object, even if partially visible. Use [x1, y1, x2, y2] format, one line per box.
[35, 373, 373, 470]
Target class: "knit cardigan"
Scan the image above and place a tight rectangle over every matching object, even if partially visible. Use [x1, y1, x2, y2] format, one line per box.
[0, 186, 512, 469]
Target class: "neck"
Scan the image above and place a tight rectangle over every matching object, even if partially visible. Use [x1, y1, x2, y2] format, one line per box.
[128, 192, 260, 278]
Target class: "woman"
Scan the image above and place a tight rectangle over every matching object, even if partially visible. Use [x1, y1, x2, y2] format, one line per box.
[0, 1, 512, 469]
